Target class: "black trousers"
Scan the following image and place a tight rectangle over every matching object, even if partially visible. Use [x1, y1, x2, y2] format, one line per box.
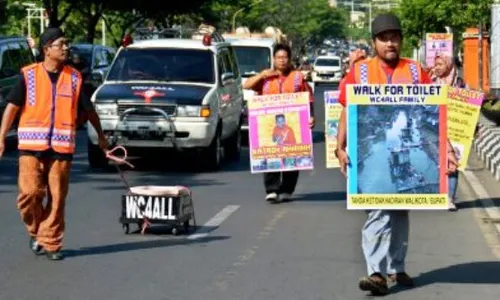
[263, 171, 299, 194]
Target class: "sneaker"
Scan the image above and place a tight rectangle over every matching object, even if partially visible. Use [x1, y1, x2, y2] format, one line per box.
[279, 193, 292, 202]
[359, 274, 389, 296]
[448, 202, 457, 211]
[388, 272, 414, 287]
[265, 192, 278, 202]
[46, 251, 64, 261]
[29, 237, 44, 255]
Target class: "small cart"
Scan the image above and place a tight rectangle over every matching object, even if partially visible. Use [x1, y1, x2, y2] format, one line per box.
[107, 146, 197, 235]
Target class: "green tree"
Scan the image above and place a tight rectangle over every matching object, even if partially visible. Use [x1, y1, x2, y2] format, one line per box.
[238, 0, 347, 57]
[397, 0, 493, 49]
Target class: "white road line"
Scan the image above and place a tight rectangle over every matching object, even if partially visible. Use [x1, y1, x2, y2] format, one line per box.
[187, 205, 240, 240]
[462, 170, 500, 233]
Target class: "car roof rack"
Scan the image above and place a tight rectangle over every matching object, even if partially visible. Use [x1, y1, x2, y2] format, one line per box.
[132, 26, 225, 43]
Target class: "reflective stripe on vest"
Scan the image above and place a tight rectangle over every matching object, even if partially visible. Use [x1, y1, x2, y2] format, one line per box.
[26, 69, 36, 106]
[17, 63, 81, 154]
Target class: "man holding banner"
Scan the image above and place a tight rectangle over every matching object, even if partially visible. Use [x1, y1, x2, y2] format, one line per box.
[244, 43, 314, 203]
[336, 13, 458, 296]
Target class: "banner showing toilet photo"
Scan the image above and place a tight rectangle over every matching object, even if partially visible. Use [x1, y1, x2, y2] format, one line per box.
[346, 84, 449, 210]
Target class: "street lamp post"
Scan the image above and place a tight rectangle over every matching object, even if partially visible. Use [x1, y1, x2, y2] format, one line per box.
[23, 2, 45, 37]
[232, 0, 265, 33]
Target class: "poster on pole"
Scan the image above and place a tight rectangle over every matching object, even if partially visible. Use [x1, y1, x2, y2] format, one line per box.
[447, 87, 485, 171]
[425, 33, 453, 67]
[325, 91, 342, 168]
[346, 84, 449, 210]
[248, 92, 314, 173]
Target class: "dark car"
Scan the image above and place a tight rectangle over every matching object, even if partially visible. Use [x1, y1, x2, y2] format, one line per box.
[69, 43, 116, 93]
[0, 36, 36, 138]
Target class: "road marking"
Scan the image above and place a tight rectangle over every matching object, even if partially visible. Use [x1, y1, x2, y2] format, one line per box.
[187, 205, 239, 240]
[214, 208, 288, 291]
[463, 170, 500, 234]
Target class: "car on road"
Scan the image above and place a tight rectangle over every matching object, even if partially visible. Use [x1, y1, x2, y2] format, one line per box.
[0, 36, 36, 139]
[225, 37, 277, 134]
[312, 55, 342, 85]
[87, 29, 244, 170]
[69, 43, 117, 93]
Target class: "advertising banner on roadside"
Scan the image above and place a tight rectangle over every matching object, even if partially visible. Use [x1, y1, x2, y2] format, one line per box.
[325, 90, 342, 168]
[346, 84, 449, 210]
[248, 92, 314, 173]
[447, 87, 485, 171]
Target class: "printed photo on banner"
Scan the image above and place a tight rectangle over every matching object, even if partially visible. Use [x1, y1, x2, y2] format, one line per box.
[425, 33, 453, 67]
[247, 92, 313, 173]
[325, 90, 342, 168]
[447, 87, 484, 171]
[346, 84, 449, 210]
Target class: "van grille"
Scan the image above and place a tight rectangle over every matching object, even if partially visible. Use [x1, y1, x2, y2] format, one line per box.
[117, 103, 176, 120]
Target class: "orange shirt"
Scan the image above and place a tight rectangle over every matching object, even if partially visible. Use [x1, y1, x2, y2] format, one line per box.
[272, 125, 296, 145]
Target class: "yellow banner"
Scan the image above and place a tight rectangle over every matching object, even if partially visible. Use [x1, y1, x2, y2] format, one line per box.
[347, 84, 448, 105]
[447, 87, 484, 171]
[348, 194, 448, 210]
[325, 91, 342, 168]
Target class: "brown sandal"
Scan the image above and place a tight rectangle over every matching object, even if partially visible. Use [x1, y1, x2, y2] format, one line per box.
[359, 274, 389, 296]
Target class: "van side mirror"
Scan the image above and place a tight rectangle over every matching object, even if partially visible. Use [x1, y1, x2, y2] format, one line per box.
[221, 72, 235, 85]
[91, 71, 104, 86]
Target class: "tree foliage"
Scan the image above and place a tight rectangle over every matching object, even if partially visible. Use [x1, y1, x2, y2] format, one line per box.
[397, 0, 493, 48]
[239, 0, 347, 56]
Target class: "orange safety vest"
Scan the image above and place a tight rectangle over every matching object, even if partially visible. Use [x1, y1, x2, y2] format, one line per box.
[353, 57, 422, 84]
[17, 63, 82, 154]
[262, 70, 304, 95]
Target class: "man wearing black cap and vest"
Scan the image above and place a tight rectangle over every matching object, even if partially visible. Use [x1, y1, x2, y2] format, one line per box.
[336, 14, 458, 295]
[0, 28, 108, 260]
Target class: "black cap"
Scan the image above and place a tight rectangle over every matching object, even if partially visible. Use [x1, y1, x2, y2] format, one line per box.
[371, 13, 402, 37]
[40, 27, 65, 47]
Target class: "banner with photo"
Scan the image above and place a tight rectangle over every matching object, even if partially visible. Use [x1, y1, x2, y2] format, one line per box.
[248, 92, 313, 173]
[447, 87, 484, 171]
[425, 33, 453, 67]
[325, 91, 342, 168]
[346, 84, 449, 210]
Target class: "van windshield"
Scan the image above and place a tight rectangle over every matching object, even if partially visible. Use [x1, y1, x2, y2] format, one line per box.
[233, 46, 271, 77]
[107, 48, 215, 83]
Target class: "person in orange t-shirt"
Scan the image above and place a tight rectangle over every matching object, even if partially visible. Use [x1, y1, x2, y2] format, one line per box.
[335, 13, 458, 296]
[272, 114, 296, 145]
[244, 43, 314, 203]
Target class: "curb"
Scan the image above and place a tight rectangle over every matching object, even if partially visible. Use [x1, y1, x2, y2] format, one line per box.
[461, 167, 500, 235]
[473, 115, 500, 180]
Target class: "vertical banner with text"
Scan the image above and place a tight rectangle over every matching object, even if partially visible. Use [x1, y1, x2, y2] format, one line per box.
[325, 91, 342, 168]
[346, 84, 449, 210]
[248, 92, 314, 173]
[425, 33, 453, 67]
[447, 87, 484, 171]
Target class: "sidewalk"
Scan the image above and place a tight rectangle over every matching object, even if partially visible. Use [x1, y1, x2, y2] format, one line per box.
[461, 149, 500, 237]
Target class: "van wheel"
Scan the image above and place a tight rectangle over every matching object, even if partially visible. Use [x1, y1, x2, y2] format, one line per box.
[225, 127, 241, 161]
[202, 129, 223, 170]
[88, 138, 108, 169]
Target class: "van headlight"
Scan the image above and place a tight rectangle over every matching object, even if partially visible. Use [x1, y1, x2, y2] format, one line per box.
[177, 105, 201, 117]
[95, 103, 117, 115]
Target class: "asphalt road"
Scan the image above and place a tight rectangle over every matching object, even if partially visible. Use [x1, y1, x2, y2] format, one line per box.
[0, 84, 499, 300]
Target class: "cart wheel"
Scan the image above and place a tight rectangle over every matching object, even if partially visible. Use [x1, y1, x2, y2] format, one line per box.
[123, 224, 130, 234]
[171, 227, 180, 236]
